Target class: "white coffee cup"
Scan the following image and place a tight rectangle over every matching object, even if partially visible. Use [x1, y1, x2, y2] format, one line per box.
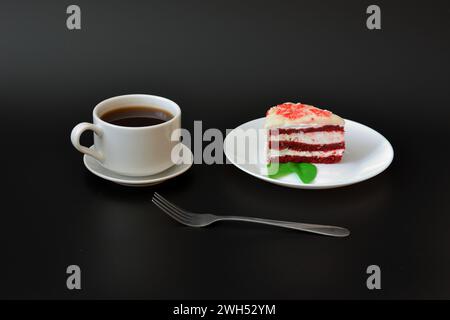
[71, 94, 181, 176]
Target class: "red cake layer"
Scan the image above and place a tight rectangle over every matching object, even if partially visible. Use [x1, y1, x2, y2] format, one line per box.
[268, 141, 345, 151]
[268, 125, 344, 135]
[270, 155, 343, 164]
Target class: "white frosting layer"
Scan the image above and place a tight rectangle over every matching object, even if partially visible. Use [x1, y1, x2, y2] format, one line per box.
[265, 103, 345, 129]
[268, 149, 345, 158]
[269, 131, 344, 145]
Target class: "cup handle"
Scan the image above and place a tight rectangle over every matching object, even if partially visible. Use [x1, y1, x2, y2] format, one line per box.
[70, 122, 104, 162]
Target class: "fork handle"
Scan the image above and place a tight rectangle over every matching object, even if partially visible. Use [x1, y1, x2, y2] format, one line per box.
[219, 216, 350, 237]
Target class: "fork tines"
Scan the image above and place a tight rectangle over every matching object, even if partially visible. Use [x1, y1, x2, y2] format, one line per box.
[152, 192, 193, 225]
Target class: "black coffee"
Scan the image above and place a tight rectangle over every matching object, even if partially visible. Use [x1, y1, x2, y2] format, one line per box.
[101, 106, 173, 127]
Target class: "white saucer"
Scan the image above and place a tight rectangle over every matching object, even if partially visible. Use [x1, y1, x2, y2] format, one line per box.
[224, 117, 394, 189]
[83, 144, 193, 187]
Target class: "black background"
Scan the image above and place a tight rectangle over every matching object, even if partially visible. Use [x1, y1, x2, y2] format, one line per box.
[1, 0, 449, 299]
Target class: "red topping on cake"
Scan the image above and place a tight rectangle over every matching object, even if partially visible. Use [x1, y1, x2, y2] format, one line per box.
[269, 125, 344, 134]
[271, 103, 332, 120]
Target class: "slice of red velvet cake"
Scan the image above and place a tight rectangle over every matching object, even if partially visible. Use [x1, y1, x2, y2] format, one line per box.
[266, 102, 345, 164]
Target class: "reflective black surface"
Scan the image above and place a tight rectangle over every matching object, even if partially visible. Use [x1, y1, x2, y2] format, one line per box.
[1, 0, 449, 299]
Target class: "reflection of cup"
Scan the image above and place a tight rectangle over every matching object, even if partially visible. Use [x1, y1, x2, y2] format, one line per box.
[71, 94, 181, 176]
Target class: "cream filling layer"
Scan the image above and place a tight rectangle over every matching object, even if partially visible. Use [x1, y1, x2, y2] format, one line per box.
[269, 131, 344, 145]
[268, 149, 345, 158]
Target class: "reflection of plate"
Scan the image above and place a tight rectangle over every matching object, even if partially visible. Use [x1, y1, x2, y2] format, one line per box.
[224, 118, 394, 189]
[83, 144, 193, 187]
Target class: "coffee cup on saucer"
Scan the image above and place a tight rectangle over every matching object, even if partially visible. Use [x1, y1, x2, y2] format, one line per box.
[71, 94, 182, 177]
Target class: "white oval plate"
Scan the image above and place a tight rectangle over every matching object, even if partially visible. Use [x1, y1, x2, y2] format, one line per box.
[224, 118, 393, 189]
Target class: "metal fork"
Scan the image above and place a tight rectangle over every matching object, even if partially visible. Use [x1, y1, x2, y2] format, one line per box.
[152, 193, 350, 237]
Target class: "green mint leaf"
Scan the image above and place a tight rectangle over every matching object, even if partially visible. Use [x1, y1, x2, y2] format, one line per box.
[267, 163, 292, 179]
[267, 162, 318, 184]
[286, 162, 300, 176]
[297, 163, 317, 183]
